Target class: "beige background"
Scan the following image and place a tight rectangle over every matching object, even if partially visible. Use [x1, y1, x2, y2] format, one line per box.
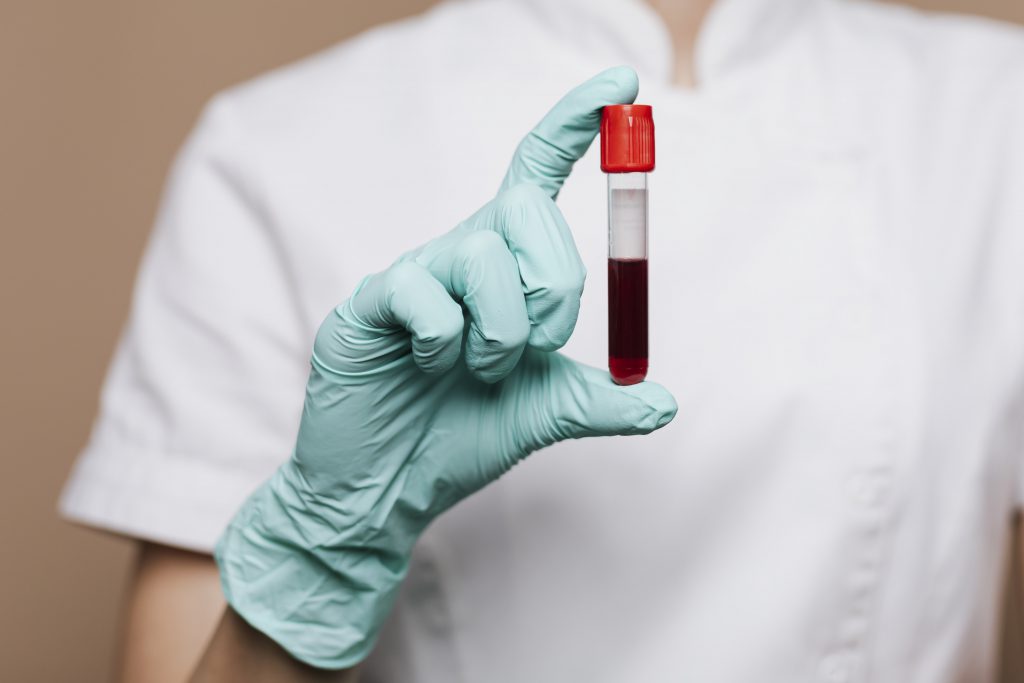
[1, 1, 1022, 680]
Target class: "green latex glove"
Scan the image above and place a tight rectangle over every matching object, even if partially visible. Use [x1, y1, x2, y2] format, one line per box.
[215, 66, 677, 669]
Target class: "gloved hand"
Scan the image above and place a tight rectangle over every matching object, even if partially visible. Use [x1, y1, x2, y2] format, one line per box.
[215, 66, 677, 669]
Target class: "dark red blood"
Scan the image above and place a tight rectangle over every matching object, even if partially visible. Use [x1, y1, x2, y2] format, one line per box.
[608, 258, 648, 386]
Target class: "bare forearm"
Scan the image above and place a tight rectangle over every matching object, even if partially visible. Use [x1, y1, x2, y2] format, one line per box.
[190, 608, 359, 683]
[119, 542, 225, 683]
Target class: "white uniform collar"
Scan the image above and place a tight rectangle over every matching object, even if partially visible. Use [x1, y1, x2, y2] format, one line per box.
[515, 0, 815, 88]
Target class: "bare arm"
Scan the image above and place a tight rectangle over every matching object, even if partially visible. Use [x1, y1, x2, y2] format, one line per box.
[120, 542, 357, 682]
[118, 542, 225, 683]
[1008, 517, 1024, 676]
[190, 609, 359, 682]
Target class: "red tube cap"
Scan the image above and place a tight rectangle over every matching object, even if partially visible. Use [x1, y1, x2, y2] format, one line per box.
[600, 104, 655, 173]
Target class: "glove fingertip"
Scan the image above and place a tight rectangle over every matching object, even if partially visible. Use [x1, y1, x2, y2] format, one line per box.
[618, 380, 678, 434]
[601, 65, 640, 103]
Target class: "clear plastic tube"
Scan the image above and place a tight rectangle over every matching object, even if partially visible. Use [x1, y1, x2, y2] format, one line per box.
[607, 172, 648, 385]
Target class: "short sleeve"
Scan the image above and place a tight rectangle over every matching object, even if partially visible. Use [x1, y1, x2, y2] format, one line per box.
[60, 96, 310, 552]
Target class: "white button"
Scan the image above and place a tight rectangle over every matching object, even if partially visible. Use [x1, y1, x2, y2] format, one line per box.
[839, 617, 868, 645]
[848, 594, 870, 616]
[849, 567, 876, 592]
[846, 471, 891, 507]
[861, 521, 883, 539]
[819, 652, 856, 683]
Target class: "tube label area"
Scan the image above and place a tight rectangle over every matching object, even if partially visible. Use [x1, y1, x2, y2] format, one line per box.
[608, 188, 648, 260]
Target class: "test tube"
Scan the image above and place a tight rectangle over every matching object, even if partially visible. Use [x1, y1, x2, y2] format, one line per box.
[601, 104, 654, 386]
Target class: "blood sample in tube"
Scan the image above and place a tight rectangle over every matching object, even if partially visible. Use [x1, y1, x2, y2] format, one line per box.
[600, 104, 654, 385]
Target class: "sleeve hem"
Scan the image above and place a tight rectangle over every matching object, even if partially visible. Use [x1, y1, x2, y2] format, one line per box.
[59, 431, 281, 554]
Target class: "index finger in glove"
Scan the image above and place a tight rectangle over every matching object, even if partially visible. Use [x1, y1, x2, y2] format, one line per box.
[411, 182, 586, 359]
[489, 183, 586, 352]
[314, 262, 464, 376]
[499, 66, 639, 199]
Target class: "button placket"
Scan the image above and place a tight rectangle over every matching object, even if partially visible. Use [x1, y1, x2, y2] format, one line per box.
[816, 148, 906, 683]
